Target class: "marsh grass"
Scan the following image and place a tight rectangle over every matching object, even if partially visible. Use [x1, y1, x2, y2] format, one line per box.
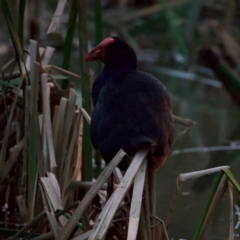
[1, 0, 240, 239]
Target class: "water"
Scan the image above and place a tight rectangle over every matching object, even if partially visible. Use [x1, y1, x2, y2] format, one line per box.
[156, 153, 240, 239]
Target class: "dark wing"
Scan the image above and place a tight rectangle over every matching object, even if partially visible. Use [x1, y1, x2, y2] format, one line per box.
[91, 71, 174, 166]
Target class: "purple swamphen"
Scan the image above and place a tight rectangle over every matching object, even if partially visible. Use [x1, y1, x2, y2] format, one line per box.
[85, 37, 174, 170]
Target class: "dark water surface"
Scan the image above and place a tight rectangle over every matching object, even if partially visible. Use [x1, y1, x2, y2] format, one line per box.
[156, 153, 240, 239]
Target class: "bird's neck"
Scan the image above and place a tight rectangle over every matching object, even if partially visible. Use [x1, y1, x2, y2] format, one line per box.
[103, 64, 136, 77]
[91, 65, 136, 106]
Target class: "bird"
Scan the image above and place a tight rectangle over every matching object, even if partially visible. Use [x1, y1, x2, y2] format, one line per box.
[85, 36, 174, 170]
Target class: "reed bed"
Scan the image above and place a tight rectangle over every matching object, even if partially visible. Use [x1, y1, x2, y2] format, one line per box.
[1, 0, 240, 239]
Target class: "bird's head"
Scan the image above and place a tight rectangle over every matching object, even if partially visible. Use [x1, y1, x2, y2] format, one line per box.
[85, 37, 137, 70]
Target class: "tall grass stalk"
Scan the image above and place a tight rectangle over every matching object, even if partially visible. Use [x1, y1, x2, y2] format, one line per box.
[28, 56, 41, 219]
[18, 0, 26, 48]
[77, 0, 92, 181]
[1, 0, 24, 58]
[160, 0, 189, 64]
[94, 0, 103, 74]
[93, 0, 103, 173]
[61, 0, 78, 89]
[192, 172, 227, 239]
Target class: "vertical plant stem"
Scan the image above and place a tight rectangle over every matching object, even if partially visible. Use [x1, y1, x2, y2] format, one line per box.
[28, 61, 40, 219]
[94, 0, 103, 74]
[0, 78, 23, 164]
[192, 172, 228, 240]
[18, 0, 26, 48]
[94, 0, 103, 172]
[61, 0, 78, 89]
[139, 206, 148, 240]
[77, 0, 92, 181]
[228, 181, 234, 240]
[160, 0, 189, 64]
[149, 168, 157, 239]
[143, 168, 152, 240]
[184, 0, 203, 44]
[21, 86, 31, 196]
[1, 0, 24, 57]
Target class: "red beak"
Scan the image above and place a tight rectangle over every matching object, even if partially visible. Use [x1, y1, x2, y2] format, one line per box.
[85, 37, 115, 62]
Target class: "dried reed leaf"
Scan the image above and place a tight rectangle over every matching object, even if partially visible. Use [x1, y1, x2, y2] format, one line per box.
[1, 58, 16, 75]
[1, 0, 23, 57]
[164, 179, 182, 231]
[46, 172, 61, 199]
[98, 189, 107, 204]
[25, 46, 42, 72]
[49, 74, 69, 82]
[39, 113, 48, 173]
[72, 116, 83, 182]
[40, 178, 61, 212]
[40, 177, 67, 227]
[149, 168, 157, 239]
[46, 211, 59, 238]
[43, 65, 81, 80]
[21, 86, 31, 196]
[30, 232, 53, 240]
[41, 74, 57, 172]
[114, 167, 123, 183]
[142, 167, 151, 240]
[82, 211, 91, 232]
[15, 109, 21, 143]
[151, 215, 170, 240]
[55, 201, 80, 218]
[62, 111, 81, 202]
[52, 105, 59, 137]
[57, 89, 77, 179]
[30, 40, 40, 87]
[138, 206, 148, 240]
[168, 127, 190, 156]
[57, 149, 126, 240]
[47, 0, 67, 34]
[39, 183, 50, 212]
[71, 230, 92, 240]
[25, 50, 30, 71]
[28, 59, 41, 219]
[179, 166, 230, 182]
[80, 108, 91, 124]
[172, 144, 240, 155]
[10, 211, 46, 240]
[218, 30, 240, 69]
[53, 98, 67, 153]
[39, 47, 45, 58]
[127, 159, 147, 240]
[41, 47, 56, 65]
[0, 229, 37, 239]
[0, 77, 23, 165]
[193, 174, 228, 239]
[88, 149, 149, 240]
[0, 139, 24, 183]
[223, 168, 240, 194]
[15, 195, 29, 223]
[173, 115, 196, 127]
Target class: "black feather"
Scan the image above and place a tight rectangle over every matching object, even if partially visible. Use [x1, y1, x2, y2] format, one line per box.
[90, 37, 174, 170]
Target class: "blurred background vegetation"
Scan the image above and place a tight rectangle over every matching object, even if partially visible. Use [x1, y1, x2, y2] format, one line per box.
[1, 0, 240, 239]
